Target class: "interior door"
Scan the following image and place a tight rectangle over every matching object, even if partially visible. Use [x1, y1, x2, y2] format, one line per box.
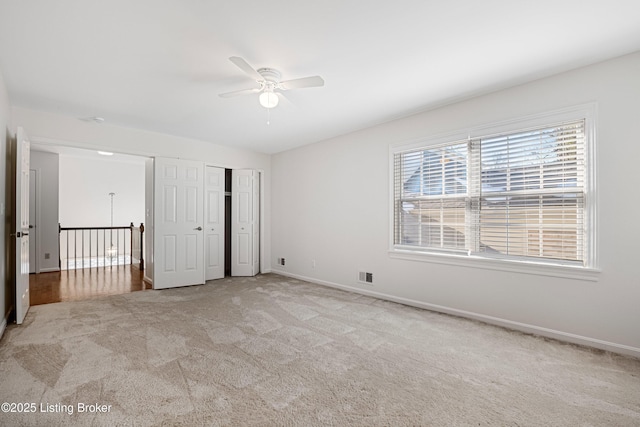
[231, 169, 259, 276]
[15, 127, 30, 324]
[29, 169, 37, 274]
[153, 157, 204, 289]
[205, 166, 225, 281]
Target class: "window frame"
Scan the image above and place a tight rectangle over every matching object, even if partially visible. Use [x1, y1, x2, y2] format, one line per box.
[389, 104, 599, 280]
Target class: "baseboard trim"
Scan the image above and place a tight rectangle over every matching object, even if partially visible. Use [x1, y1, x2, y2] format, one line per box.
[273, 269, 640, 359]
[0, 317, 7, 341]
[39, 267, 60, 273]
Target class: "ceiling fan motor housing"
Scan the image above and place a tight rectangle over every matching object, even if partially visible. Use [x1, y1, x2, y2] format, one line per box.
[257, 68, 281, 83]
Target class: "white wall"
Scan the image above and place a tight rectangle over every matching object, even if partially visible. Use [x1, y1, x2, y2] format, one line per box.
[59, 155, 144, 228]
[0, 68, 10, 332]
[30, 150, 59, 272]
[58, 154, 144, 269]
[11, 107, 272, 272]
[271, 52, 640, 357]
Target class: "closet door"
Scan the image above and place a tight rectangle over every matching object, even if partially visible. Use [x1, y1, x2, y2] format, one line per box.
[153, 157, 204, 289]
[205, 166, 225, 280]
[231, 169, 259, 276]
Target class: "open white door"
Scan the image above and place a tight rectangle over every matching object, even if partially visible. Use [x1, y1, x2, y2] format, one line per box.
[14, 127, 30, 324]
[231, 169, 259, 276]
[153, 157, 204, 289]
[29, 169, 37, 274]
[205, 166, 225, 281]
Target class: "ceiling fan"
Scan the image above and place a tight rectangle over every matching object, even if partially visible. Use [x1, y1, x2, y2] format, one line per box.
[219, 56, 324, 109]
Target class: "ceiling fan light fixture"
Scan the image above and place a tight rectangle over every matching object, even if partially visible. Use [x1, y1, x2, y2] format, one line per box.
[220, 57, 323, 111]
[259, 90, 279, 109]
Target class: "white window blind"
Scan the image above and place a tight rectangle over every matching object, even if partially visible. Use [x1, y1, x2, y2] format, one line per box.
[394, 119, 588, 266]
[394, 141, 469, 253]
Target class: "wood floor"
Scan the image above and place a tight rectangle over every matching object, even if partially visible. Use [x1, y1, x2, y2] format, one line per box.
[29, 265, 151, 306]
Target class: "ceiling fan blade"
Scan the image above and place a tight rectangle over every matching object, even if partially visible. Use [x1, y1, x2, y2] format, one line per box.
[279, 76, 324, 90]
[229, 56, 263, 81]
[218, 87, 261, 98]
[276, 91, 295, 108]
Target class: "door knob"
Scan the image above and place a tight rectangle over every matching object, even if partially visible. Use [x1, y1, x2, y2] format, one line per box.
[194, 226, 203, 231]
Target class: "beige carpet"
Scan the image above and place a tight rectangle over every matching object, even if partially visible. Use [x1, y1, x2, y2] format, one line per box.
[0, 273, 639, 426]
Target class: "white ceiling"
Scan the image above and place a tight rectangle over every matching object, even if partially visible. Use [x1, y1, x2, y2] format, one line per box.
[1, 1, 639, 154]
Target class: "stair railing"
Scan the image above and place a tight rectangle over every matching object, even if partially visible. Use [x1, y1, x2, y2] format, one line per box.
[58, 223, 144, 270]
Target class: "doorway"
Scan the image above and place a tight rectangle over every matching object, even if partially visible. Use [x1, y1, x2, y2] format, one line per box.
[26, 143, 149, 306]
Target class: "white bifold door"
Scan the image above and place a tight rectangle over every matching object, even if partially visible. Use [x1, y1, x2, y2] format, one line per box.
[153, 160, 259, 287]
[205, 166, 225, 281]
[153, 158, 205, 289]
[231, 169, 259, 276]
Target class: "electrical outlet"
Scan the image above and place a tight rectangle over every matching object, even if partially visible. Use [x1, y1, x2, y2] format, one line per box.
[45, 253, 50, 260]
[277, 257, 286, 266]
[282, 258, 286, 266]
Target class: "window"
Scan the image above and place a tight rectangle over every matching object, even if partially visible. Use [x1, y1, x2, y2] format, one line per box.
[394, 141, 469, 252]
[393, 113, 593, 268]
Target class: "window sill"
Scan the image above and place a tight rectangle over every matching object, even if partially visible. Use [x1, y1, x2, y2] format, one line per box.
[388, 249, 600, 282]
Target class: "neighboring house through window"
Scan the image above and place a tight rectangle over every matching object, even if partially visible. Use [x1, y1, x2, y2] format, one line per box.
[391, 105, 595, 270]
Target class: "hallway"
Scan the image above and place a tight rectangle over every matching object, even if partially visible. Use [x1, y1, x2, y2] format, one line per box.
[29, 266, 149, 306]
